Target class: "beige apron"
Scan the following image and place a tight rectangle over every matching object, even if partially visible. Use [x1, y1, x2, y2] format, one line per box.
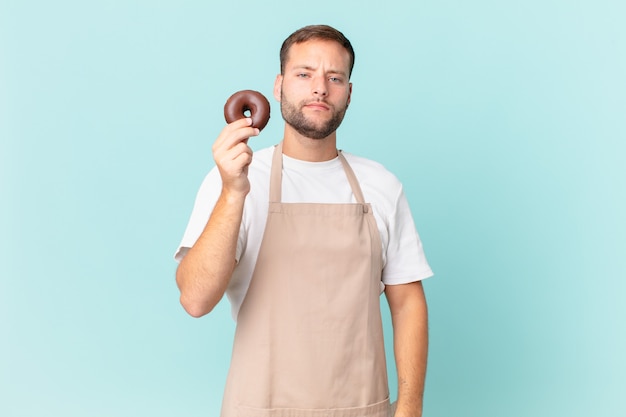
[221, 142, 394, 417]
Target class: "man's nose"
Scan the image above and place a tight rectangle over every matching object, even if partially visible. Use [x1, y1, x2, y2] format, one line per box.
[312, 77, 328, 97]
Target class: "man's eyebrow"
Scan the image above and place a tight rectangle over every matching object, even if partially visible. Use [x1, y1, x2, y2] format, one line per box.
[291, 65, 348, 76]
[291, 65, 316, 72]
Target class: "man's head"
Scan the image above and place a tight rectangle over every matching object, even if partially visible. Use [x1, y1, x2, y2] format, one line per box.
[280, 25, 355, 79]
[276, 25, 354, 141]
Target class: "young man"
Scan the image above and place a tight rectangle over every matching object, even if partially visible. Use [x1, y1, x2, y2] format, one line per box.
[175, 25, 433, 417]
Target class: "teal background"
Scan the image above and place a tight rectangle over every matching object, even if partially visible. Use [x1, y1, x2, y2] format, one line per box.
[2, 0, 625, 416]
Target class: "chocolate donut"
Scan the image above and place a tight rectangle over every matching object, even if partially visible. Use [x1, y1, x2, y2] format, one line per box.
[223, 90, 271, 130]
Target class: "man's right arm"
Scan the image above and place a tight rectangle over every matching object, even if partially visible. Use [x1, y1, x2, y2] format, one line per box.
[175, 118, 259, 317]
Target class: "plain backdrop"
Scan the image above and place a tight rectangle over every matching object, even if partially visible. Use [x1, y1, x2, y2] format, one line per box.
[1, 0, 625, 416]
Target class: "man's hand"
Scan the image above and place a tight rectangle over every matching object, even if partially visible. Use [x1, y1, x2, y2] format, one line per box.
[212, 117, 259, 196]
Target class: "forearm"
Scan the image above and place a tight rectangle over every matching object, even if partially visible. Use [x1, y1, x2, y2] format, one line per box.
[176, 189, 245, 317]
[387, 282, 429, 417]
[175, 118, 257, 317]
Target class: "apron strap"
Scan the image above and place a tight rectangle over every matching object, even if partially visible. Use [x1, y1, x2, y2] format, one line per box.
[269, 142, 368, 205]
[338, 150, 366, 205]
[270, 142, 284, 202]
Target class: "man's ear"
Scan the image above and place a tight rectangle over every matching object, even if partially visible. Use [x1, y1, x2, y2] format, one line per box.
[273, 74, 283, 102]
[347, 82, 353, 107]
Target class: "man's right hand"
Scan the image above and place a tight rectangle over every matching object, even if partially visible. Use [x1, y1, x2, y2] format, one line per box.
[212, 118, 260, 197]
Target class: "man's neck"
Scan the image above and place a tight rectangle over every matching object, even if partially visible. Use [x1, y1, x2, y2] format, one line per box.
[282, 128, 338, 162]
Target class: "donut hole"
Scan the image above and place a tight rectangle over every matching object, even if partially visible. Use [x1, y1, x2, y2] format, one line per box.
[243, 109, 252, 118]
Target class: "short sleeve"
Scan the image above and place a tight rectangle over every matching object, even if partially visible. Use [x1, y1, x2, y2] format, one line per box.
[173, 168, 246, 263]
[381, 185, 434, 285]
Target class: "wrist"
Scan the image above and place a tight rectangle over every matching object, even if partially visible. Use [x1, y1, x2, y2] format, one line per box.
[221, 186, 249, 203]
[393, 402, 423, 417]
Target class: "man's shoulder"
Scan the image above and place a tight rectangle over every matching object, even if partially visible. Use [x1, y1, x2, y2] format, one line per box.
[341, 151, 402, 188]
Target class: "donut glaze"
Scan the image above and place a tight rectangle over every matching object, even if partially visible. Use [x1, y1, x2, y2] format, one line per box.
[223, 90, 271, 130]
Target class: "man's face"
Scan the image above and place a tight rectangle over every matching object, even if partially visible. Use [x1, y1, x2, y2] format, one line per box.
[274, 39, 353, 140]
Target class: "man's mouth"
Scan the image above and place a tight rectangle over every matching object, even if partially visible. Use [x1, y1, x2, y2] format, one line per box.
[304, 101, 330, 111]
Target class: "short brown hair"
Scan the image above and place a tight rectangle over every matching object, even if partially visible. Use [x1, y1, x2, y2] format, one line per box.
[280, 25, 355, 77]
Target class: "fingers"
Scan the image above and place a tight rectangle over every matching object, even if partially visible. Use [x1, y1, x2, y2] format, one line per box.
[213, 118, 258, 166]
[212, 118, 260, 195]
[213, 118, 260, 152]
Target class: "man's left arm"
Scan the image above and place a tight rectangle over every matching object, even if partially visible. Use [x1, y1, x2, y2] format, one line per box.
[385, 281, 429, 417]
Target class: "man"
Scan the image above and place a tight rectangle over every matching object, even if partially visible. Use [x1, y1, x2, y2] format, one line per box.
[174, 25, 433, 417]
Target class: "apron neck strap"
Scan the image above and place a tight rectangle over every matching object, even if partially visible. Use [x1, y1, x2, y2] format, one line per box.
[270, 141, 367, 204]
[270, 142, 284, 202]
[337, 151, 366, 204]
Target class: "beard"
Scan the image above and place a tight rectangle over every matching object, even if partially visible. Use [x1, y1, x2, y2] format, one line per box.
[280, 91, 349, 140]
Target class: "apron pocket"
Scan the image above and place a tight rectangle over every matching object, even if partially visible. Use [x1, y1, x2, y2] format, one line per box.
[237, 397, 392, 417]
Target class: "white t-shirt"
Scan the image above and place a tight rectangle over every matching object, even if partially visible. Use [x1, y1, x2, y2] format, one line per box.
[175, 145, 433, 320]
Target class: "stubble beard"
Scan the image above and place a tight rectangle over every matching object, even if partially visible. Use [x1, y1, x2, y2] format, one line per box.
[280, 91, 348, 140]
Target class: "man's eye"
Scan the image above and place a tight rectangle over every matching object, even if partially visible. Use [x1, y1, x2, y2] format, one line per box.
[330, 77, 342, 83]
[298, 73, 309, 78]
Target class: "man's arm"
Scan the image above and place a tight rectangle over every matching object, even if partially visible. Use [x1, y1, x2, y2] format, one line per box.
[385, 281, 429, 417]
[175, 118, 259, 318]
